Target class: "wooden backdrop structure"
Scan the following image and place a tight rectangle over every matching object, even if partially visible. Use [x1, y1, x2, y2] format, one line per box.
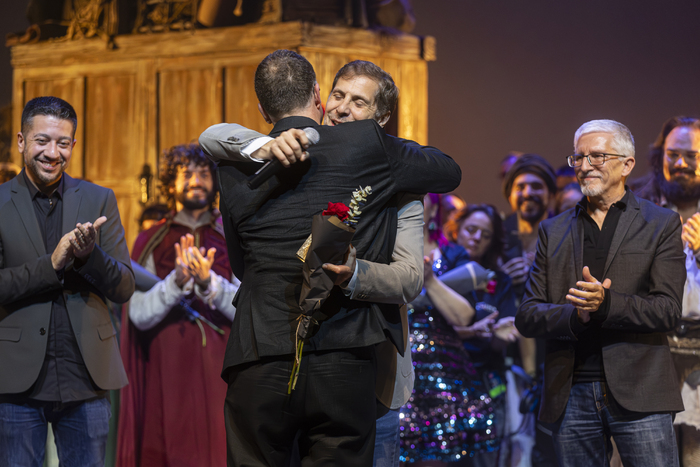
[11, 22, 434, 246]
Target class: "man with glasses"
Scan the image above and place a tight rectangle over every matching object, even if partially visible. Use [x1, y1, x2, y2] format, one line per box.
[515, 119, 686, 466]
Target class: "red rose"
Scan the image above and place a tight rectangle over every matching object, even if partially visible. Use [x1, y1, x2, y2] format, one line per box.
[323, 202, 351, 221]
[486, 280, 497, 294]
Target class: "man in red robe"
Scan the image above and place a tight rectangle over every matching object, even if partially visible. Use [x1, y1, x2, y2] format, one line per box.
[117, 143, 239, 467]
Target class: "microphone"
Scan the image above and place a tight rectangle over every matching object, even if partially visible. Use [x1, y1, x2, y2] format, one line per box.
[247, 127, 320, 190]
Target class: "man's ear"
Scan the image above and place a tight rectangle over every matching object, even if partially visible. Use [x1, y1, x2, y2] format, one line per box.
[313, 83, 321, 108]
[376, 112, 391, 128]
[257, 103, 273, 124]
[17, 132, 25, 154]
[621, 156, 636, 177]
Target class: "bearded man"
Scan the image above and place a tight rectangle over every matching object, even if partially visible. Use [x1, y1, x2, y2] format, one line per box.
[117, 144, 239, 467]
[636, 116, 700, 466]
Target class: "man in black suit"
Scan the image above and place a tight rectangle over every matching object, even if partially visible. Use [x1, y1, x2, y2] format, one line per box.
[202, 50, 461, 466]
[0, 96, 133, 465]
[515, 119, 686, 466]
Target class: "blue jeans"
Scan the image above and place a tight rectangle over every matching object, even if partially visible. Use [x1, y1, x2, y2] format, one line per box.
[0, 398, 111, 467]
[373, 408, 400, 467]
[551, 382, 678, 467]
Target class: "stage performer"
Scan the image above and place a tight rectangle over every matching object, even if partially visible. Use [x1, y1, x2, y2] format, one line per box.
[116, 143, 239, 467]
[636, 116, 700, 466]
[515, 119, 686, 466]
[199, 49, 461, 467]
[0, 96, 134, 466]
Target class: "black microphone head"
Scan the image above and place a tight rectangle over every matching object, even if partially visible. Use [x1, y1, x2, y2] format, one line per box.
[303, 127, 320, 145]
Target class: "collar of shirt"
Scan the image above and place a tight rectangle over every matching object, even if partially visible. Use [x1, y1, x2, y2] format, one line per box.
[23, 169, 64, 201]
[575, 186, 630, 218]
[172, 209, 215, 231]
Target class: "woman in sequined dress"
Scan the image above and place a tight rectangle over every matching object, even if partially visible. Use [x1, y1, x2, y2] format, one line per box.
[400, 194, 500, 465]
[445, 204, 521, 467]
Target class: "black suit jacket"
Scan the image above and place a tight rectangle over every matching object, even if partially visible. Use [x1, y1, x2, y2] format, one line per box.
[0, 171, 133, 393]
[215, 117, 461, 374]
[515, 191, 686, 423]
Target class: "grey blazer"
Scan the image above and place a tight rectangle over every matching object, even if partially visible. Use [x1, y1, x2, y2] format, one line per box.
[0, 172, 133, 394]
[515, 191, 686, 423]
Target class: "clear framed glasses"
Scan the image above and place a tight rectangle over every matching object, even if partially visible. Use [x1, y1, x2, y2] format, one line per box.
[665, 149, 700, 164]
[567, 153, 625, 168]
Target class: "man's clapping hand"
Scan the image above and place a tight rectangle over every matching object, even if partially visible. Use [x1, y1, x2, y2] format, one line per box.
[52, 216, 107, 270]
[567, 266, 612, 323]
[174, 233, 216, 290]
[682, 213, 700, 258]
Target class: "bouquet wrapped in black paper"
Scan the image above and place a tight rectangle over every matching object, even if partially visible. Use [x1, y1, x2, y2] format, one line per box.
[289, 186, 372, 392]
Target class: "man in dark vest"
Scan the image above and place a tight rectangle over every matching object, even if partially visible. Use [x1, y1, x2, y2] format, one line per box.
[201, 49, 461, 466]
[117, 144, 239, 467]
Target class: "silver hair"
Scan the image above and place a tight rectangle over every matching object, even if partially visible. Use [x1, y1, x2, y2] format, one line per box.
[573, 119, 635, 158]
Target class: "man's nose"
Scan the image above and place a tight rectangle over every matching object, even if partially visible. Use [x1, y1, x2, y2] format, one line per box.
[45, 142, 59, 159]
[579, 156, 594, 171]
[674, 155, 689, 169]
[336, 98, 350, 115]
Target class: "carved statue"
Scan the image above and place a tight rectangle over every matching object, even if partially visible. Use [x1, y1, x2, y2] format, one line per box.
[6, 0, 415, 46]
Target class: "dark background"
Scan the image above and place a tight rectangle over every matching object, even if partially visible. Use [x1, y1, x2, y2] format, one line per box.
[2, 0, 699, 211]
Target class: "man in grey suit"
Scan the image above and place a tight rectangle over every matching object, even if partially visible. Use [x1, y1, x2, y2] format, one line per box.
[515, 119, 686, 466]
[0, 96, 133, 466]
[201, 50, 460, 466]
[201, 60, 421, 467]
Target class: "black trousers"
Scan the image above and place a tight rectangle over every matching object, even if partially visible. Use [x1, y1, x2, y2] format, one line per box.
[225, 347, 377, 467]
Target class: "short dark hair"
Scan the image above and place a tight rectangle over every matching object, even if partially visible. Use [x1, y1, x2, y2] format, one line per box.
[21, 96, 78, 137]
[254, 50, 316, 120]
[332, 60, 398, 119]
[159, 143, 218, 205]
[445, 204, 504, 271]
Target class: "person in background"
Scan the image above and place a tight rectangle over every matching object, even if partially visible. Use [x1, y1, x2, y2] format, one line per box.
[138, 203, 169, 232]
[445, 203, 520, 467]
[555, 182, 583, 215]
[500, 153, 557, 466]
[441, 192, 466, 227]
[555, 164, 577, 191]
[635, 116, 700, 466]
[400, 193, 501, 466]
[117, 143, 239, 467]
[499, 152, 524, 183]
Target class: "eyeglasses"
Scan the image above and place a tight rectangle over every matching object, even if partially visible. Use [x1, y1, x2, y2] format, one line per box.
[567, 153, 626, 168]
[665, 149, 700, 164]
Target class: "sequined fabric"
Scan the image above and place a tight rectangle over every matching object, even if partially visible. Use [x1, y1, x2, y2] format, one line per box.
[400, 257, 499, 463]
